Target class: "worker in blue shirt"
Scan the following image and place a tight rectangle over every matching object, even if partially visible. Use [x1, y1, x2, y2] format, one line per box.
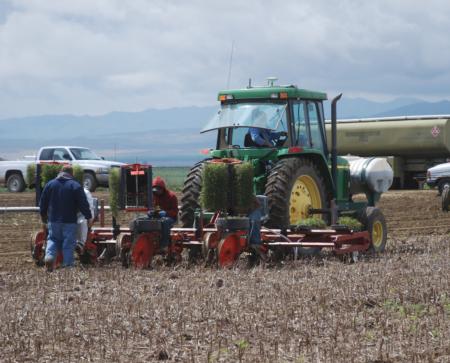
[40, 165, 93, 271]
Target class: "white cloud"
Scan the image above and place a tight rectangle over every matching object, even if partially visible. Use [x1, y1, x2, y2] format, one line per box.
[0, 0, 449, 118]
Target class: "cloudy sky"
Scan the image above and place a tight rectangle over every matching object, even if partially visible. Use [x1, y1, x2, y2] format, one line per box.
[0, 0, 449, 119]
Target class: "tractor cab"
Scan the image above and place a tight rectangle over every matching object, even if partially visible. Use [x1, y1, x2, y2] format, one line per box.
[201, 80, 328, 160]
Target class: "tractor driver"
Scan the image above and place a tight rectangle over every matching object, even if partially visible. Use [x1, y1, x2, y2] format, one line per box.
[151, 176, 178, 253]
[247, 127, 287, 147]
[245, 108, 287, 147]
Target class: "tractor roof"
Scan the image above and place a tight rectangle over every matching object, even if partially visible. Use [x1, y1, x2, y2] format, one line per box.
[218, 85, 327, 101]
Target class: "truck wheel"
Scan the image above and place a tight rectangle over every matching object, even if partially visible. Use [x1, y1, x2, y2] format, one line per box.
[180, 159, 210, 227]
[83, 172, 97, 192]
[359, 207, 387, 253]
[265, 158, 329, 255]
[442, 187, 450, 212]
[438, 179, 450, 195]
[6, 173, 26, 192]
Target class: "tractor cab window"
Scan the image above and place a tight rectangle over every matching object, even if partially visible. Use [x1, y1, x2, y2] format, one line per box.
[306, 102, 325, 152]
[292, 102, 310, 147]
[203, 102, 288, 148]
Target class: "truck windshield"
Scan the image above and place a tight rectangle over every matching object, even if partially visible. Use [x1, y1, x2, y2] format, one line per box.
[70, 148, 101, 160]
[201, 103, 287, 133]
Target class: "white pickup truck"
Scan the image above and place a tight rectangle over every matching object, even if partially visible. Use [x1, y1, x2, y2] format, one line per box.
[0, 146, 125, 192]
[426, 161, 450, 195]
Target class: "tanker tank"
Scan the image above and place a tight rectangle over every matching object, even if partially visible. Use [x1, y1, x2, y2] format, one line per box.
[326, 115, 450, 157]
[342, 156, 393, 195]
[325, 115, 450, 188]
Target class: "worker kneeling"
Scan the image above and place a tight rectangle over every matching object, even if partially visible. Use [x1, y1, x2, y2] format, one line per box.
[150, 176, 178, 253]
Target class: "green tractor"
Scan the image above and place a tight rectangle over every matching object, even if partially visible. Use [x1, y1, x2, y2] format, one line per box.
[180, 79, 391, 252]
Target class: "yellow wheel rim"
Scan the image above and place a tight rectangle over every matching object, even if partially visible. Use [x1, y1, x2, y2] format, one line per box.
[371, 220, 384, 248]
[289, 175, 322, 224]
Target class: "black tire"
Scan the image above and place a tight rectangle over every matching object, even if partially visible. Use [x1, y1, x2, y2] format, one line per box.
[83, 172, 97, 192]
[438, 179, 450, 195]
[359, 207, 387, 253]
[6, 173, 26, 192]
[265, 158, 329, 256]
[180, 159, 210, 227]
[265, 158, 329, 228]
[442, 187, 450, 212]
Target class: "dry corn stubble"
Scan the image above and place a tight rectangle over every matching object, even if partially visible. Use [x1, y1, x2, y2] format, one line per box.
[1, 190, 450, 362]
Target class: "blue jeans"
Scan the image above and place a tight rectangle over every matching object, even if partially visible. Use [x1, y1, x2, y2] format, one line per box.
[248, 209, 262, 245]
[45, 222, 78, 267]
[160, 217, 175, 248]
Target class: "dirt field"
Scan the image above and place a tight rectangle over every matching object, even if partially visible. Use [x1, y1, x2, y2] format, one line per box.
[1, 190, 450, 362]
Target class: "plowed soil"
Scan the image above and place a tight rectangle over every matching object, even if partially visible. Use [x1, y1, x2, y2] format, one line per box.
[1, 190, 450, 362]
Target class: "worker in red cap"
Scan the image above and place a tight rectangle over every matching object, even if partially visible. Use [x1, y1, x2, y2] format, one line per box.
[151, 176, 178, 252]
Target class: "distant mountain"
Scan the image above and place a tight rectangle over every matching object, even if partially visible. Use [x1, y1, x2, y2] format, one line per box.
[323, 97, 422, 119]
[1, 98, 449, 164]
[371, 100, 450, 118]
[0, 106, 217, 140]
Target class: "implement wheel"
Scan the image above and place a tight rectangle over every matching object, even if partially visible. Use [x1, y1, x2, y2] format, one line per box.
[130, 233, 157, 268]
[117, 233, 132, 267]
[360, 207, 387, 253]
[218, 234, 241, 268]
[179, 159, 210, 227]
[30, 230, 46, 266]
[265, 157, 329, 255]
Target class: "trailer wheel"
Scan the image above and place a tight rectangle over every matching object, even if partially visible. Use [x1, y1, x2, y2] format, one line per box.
[265, 157, 329, 255]
[7, 173, 26, 193]
[180, 159, 210, 227]
[83, 172, 97, 192]
[360, 207, 387, 253]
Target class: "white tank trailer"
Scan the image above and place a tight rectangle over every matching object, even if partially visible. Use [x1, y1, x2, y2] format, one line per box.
[326, 115, 450, 188]
[343, 157, 394, 195]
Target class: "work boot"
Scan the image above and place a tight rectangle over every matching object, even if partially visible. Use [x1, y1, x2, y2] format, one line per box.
[44, 257, 54, 273]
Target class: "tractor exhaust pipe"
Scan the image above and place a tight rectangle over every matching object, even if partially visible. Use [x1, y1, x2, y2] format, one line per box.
[331, 93, 342, 199]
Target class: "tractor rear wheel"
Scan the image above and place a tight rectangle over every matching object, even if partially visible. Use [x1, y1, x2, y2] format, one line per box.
[180, 159, 210, 227]
[360, 207, 387, 253]
[265, 158, 329, 255]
